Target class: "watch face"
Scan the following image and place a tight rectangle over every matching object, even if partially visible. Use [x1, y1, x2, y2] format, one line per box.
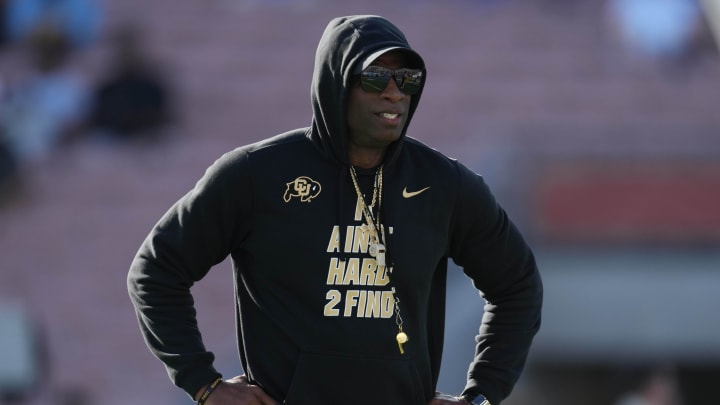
[459, 393, 490, 405]
[472, 395, 490, 405]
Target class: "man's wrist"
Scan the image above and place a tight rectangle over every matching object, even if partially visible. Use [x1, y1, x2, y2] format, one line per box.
[195, 376, 222, 404]
[457, 393, 491, 405]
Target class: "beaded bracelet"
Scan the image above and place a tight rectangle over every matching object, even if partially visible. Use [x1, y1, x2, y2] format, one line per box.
[197, 377, 222, 405]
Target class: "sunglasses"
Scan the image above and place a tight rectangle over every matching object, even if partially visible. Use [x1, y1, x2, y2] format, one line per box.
[358, 66, 423, 95]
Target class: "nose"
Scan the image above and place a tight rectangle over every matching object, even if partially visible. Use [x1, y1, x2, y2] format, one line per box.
[380, 77, 405, 102]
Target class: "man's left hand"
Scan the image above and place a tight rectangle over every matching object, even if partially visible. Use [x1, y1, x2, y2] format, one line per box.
[430, 392, 469, 404]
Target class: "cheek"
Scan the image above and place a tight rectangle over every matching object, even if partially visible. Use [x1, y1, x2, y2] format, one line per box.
[346, 101, 359, 132]
[346, 91, 367, 129]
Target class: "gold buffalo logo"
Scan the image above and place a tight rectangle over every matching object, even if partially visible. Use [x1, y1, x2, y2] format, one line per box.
[283, 176, 322, 203]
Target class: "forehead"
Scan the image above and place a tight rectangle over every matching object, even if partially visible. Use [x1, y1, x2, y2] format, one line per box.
[369, 50, 412, 69]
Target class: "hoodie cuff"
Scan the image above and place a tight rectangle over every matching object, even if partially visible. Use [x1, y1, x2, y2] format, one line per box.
[178, 366, 222, 400]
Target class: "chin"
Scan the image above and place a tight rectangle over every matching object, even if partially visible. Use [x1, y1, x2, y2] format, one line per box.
[373, 138, 400, 148]
[381, 131, 403, 143]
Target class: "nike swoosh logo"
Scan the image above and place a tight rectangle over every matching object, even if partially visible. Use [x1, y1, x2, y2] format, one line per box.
[402, 186, 431, 198]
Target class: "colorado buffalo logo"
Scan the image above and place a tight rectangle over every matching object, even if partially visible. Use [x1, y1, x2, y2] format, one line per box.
[283, 176, 322, 203]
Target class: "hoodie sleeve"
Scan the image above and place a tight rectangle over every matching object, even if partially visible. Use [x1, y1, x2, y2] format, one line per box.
[127, 149, 252, 398]
[449, 163, 543, 405]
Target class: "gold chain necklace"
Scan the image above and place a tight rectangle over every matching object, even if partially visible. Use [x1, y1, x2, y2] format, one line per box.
[349, 165, 384, 264]
[348, 165, 408, 354]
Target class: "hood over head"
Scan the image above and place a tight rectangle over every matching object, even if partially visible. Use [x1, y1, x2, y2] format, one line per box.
[308, 15, 426, 166]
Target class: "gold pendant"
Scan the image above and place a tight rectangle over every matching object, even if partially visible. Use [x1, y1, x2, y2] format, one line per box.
[368, 243, 377, 257]
[369, 243, 385, 257]
[369, 243, 386, 266]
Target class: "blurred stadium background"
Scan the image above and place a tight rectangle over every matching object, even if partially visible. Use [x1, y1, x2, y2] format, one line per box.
[1, 0, 719, 404]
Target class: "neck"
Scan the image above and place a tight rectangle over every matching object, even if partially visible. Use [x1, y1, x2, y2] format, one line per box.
[348, 145, 386, 169]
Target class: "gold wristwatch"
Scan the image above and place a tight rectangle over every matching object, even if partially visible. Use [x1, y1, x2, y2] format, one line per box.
[458, 393, 491, 405]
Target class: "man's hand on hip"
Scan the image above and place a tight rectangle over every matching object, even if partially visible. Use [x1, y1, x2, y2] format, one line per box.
[204, 375, 279, 405]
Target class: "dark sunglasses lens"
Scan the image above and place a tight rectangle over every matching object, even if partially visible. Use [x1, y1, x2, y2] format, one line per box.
[396, 69, 422, 95]
[360, 68, 392, 92]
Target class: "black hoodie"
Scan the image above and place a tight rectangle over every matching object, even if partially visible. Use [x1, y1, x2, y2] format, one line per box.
[128, 15, 542, 405]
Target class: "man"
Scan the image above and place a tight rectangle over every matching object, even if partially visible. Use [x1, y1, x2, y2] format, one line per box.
[128, 15, 542, 405]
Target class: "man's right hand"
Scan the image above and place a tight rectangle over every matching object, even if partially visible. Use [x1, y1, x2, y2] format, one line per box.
[201, 375, 280, 405]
